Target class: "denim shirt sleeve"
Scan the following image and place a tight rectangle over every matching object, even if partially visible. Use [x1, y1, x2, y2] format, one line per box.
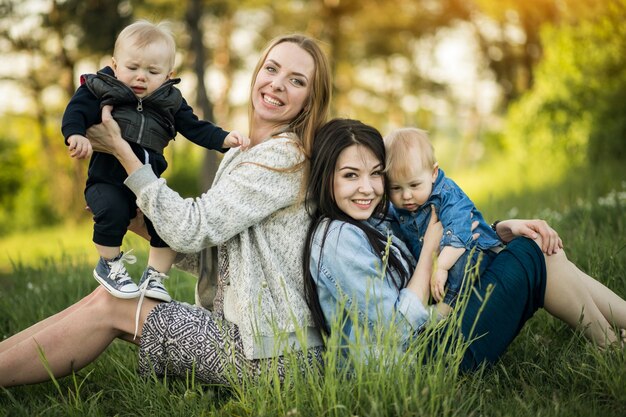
[438, 185, 476, 249]
[310, 221, 429, 342]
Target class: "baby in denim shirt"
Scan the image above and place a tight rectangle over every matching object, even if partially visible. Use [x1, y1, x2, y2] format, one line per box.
[384, 128, 502, 318]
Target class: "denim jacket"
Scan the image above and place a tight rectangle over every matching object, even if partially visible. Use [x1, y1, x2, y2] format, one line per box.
[391, 169, 501, 260]
[309, 218, 430, 351]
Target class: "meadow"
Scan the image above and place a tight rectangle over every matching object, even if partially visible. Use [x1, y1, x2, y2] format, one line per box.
[0, 160, 625, 416]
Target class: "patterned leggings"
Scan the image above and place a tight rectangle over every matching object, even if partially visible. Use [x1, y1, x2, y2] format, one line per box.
[139, 301, 324, 384]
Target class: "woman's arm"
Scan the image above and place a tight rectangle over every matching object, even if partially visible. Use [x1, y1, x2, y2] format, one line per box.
[125, 138, 304, 253]
[494, 219, 563, 255]
[407, 206, 481, 304]
[312, 222, 430, 337]
[88, 107, 304, 253]
[406, 205, 442, 305]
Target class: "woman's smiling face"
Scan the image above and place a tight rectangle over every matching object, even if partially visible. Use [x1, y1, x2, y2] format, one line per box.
[251, 41, 314, 128]
[333, 144, 384, 220]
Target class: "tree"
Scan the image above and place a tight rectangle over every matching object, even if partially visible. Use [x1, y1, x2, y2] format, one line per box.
[184, 0, 239, 191]
[469, 0, 609, 109]
[505, 0, 626, 164]
[471, 0, 561, 106]
[0, 0, 136, 230]
[0, 137, 23, 234]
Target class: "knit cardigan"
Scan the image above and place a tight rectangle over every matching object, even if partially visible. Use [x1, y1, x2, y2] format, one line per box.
[124, 133, 322, 359]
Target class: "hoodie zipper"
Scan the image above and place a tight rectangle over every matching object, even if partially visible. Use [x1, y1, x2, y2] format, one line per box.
[97, 69, 180, 145]
[137, 98, 145, 142]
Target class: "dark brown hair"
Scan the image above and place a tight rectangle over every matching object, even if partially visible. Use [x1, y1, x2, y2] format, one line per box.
[303, 118, 410, 335]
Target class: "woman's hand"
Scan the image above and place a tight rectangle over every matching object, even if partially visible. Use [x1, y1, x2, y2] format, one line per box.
[495, 219, 563, 255]
[86, 105, 144, 176]
[86, 105, 126, 155]
[128, 209, 151, 241]
[407, 206, 442, 305]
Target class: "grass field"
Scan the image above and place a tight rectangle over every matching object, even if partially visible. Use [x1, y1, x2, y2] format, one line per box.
[0, 161, 625, 416]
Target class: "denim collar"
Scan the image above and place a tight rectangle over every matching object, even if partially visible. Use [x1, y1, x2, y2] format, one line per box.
[430, 168, 446, 197]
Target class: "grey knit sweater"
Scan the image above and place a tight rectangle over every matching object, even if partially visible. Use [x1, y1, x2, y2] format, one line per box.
[125, 133, 323, 359]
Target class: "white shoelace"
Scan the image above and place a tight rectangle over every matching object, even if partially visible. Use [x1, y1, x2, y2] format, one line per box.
[109, 250, 137, 282]
[133, 268, 169, 339]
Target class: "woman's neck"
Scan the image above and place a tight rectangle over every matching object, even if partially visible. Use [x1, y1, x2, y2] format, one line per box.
[249, 120, 290, 146]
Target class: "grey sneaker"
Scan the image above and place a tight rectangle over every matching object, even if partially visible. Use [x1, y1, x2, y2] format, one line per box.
[138, 266, 171, 302]
[93, 251, 140, 299]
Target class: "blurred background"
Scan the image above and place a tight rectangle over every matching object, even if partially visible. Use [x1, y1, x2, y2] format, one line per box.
[0, 0, 624, 266]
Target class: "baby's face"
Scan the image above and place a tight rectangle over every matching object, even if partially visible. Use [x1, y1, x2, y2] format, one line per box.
[388, 163, 437, 212]
[112, 40, 173, 98]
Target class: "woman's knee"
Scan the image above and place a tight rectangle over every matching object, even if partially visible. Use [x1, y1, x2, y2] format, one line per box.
[87, 287, 123, 315]
[543, 246, 569, 270]
[530, 234, 568, 264]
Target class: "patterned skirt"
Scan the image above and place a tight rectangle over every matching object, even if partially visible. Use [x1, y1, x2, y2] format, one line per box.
[138, 301, 324, 384]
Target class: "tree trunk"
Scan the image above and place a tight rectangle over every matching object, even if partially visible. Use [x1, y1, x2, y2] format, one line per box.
[184, 0, 221, 309]
[185, 0, 219, 192]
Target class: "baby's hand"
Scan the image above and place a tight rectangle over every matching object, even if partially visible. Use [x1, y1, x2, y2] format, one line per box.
[67, 134, 93, 159]
[223, 131, 250, 150]
[431, 269, 449, 303]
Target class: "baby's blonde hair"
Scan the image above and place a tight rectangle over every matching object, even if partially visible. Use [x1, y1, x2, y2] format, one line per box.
[114, 20, 176, 70]
[384, 128, 437, 179]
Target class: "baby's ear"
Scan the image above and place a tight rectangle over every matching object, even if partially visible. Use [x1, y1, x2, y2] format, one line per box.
[167, 70, 175, 80]
[432, 163, 439, 182]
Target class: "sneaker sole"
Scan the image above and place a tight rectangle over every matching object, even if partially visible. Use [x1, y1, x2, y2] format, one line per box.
[144, 289, 172, 303]
[93, 270, 140, 299]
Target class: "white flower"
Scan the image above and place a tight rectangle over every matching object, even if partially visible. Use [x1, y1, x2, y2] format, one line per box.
[597, 189, 625, 207]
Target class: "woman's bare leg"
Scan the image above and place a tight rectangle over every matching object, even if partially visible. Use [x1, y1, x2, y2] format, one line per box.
[540, 244, 621, 347]
[576, 268, 626, 330]
[0, 289, 102, 354]
[0, 288, 160, 387]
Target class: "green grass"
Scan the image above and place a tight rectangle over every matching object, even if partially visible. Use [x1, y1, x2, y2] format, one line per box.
[0, 223, 157, 274]
[1, 160, 625, 416]
[0, 223, 93, 274]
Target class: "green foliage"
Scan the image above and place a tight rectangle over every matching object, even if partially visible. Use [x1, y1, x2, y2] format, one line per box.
[505, 0, 626, 164]
[162, 143, 206, 198]
[0, 124, 65, 236]
[471, 158, 625, 233]
[10, 177, 61, 230]
[9, 0, 622, 237]
[0, 139, 23, 215]
[46, 0, 134, 56]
